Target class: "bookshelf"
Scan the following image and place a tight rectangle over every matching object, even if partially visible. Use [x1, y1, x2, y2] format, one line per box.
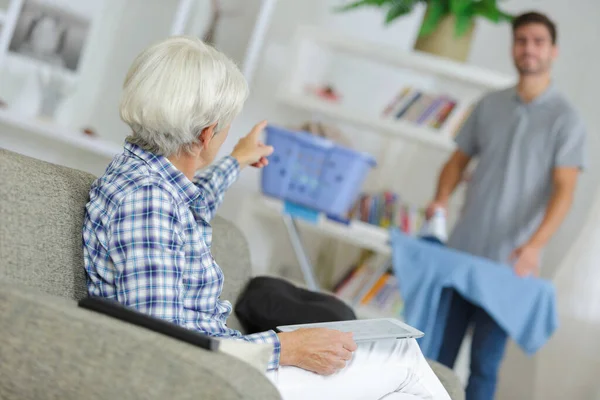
[251, 195, 405, 320]
[278, 26, 516, 152]
[252, 194, 391, 255]
[278, 91, 455, 151]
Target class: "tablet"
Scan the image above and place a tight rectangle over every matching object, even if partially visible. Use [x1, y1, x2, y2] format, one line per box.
[277, 318, 424, 342]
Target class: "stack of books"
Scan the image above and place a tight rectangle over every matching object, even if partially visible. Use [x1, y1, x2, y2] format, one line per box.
[349, 191, 426, 236]
[333, 253, 404, 317]
[382, 87, 459, 130]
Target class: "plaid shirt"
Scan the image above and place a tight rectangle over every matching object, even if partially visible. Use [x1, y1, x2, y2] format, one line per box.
[83, 142, 281, 369]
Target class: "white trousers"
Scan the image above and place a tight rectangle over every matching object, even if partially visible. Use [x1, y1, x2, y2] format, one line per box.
[266, 339, 451, 400]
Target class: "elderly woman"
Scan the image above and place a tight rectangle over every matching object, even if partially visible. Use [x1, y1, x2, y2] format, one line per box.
[83, 36, 450, 400]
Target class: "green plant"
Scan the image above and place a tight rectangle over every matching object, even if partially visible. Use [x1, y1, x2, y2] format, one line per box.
[337, 0, 514, 38]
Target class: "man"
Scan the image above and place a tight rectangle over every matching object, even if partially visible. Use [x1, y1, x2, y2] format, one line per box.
[427, 12, 586, 400]
[83, 36, 450, 399]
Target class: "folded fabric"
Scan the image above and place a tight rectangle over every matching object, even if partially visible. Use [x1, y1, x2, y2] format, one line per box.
[391, 229, 559, 360]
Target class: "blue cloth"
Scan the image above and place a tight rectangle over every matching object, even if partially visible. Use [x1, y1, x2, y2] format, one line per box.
[83, 142, 281, 369]
[391, 229, 559, 359]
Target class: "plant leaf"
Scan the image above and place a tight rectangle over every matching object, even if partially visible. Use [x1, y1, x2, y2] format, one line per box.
[419, 0, 447, 37]
[449, 0, 471, 14]
[385, 1, 414, 23]
[334, 0, 390, 13]
[472, 0, 514, 23]
[454, 4, 475, 37]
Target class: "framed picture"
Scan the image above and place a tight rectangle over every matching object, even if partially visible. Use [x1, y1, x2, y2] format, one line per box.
[8, 0, 91, 72]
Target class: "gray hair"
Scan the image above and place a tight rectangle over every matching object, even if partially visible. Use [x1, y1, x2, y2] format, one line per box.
[120, 36, 249, 156]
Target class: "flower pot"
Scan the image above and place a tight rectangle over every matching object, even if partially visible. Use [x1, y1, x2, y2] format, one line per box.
[414, 11, 475, 63]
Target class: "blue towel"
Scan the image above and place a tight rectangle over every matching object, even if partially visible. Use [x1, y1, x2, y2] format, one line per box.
[391, 229, 559, 359]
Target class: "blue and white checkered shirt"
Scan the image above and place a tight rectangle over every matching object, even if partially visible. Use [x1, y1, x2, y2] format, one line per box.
[83, 142, 281, 369]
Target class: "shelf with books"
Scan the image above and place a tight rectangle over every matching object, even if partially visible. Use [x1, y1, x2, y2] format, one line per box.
[332, 251, 404, 320]
[278, 92, 456, 152]
[251, 194, 392, 255]
[279, 27, 515, 153]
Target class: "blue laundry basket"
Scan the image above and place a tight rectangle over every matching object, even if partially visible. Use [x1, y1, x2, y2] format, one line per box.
[261, 125, 376, 218]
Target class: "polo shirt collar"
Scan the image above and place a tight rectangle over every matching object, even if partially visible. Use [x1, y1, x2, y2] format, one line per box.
[512, 82, 556, 105]
[124, 141, 201, 205]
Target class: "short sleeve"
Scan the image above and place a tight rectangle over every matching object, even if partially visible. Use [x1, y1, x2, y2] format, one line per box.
[455, 101, 482, 157]
[554, 113, 587, 170]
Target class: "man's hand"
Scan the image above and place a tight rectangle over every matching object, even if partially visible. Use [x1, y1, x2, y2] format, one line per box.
[278, 328, 358, 375]
[510, 243, 542, 277]
[231, 121, 274, 169]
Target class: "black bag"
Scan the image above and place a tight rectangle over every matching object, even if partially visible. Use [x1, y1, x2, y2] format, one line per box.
[234, 276, 357, 334]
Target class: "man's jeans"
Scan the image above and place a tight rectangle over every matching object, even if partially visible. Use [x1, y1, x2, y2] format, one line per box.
[437, 290, 508, 400]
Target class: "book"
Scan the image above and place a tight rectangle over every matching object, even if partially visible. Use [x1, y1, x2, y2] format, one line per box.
[430, 99, 457, 129]
[418, 96, 448, 125]
[382, 87, 412, 118]
[336, 265, 370, 300]
[395, 91, 422, 119]
[402, 94, 435, 123]
[360, 272, 391, 305]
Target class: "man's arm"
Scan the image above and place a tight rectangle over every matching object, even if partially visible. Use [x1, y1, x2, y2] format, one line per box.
[512, 167, 580, 276]
[528, 167, 579, 248]
[513, 111, 586, 276]
[434, 150, 472, 205]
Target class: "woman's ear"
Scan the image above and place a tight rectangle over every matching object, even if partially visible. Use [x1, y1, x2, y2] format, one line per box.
[199, 123, 218, 149]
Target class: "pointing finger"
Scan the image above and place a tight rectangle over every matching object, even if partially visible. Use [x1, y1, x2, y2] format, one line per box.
[248, 120, 268, 140]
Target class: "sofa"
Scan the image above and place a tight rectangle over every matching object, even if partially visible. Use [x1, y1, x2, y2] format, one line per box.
[0, 148, 464, 400]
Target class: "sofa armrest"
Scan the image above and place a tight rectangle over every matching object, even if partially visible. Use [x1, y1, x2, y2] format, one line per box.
[0, 281, 281, 400]
[428, 360, 465, 400]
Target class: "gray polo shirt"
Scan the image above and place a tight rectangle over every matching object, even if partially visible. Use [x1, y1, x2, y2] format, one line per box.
[448, 85, 586, 263]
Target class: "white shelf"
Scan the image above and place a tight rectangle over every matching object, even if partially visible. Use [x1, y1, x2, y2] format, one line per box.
[0, 109, 122, 158]
[294, 26, 516, 89]
[279, 92, 456, 152]
[252, 194, 392, 255]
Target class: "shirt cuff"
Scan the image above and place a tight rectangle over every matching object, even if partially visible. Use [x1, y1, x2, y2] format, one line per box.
[244, 329, 281, 370]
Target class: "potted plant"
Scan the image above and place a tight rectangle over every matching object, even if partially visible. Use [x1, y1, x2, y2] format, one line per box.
[338, 0, 514, 62]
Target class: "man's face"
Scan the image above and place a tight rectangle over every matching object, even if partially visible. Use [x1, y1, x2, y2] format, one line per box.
[512, 23, 557, 76]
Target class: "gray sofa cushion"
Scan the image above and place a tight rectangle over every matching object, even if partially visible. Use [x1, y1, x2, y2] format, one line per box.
[0, 281, 281, 400]
[429, 361, 465, 400]
[0, 148, 94, 301]
[212, 216, 252, 332]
